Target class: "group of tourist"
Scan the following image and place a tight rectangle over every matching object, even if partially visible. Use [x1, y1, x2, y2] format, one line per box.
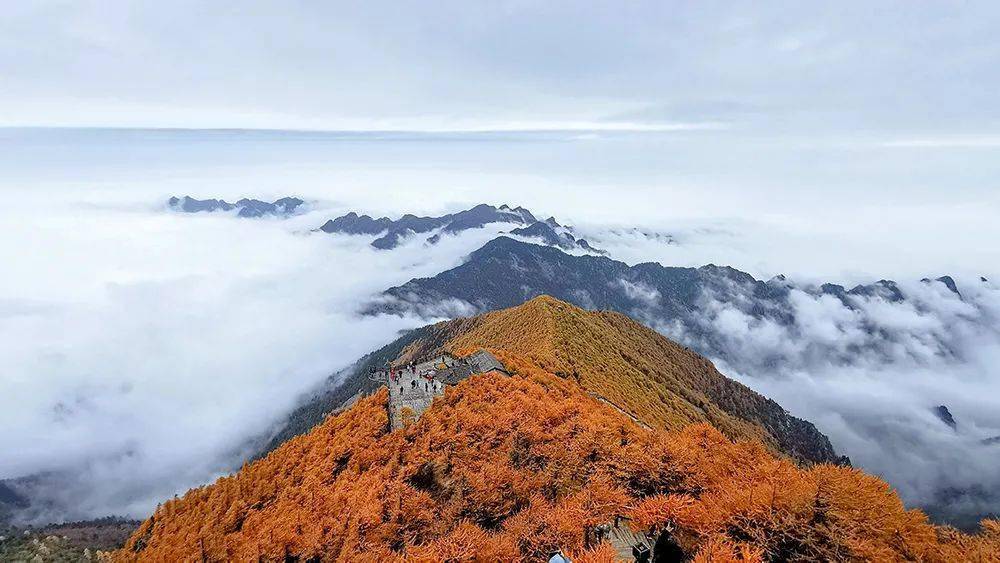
[369, 361, 441, 394]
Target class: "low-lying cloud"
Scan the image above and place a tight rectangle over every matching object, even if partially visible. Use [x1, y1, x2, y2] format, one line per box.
[4, 192, 999, 528]
[0, 199, 515, 523]
[643, 277, 1000, 523]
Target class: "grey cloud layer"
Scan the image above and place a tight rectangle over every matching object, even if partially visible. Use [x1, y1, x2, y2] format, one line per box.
[647, 278, 1000, 522]
[0, 201, 516, 522]
[3, 2, 1000, 132]
[4, 195, 999, 525]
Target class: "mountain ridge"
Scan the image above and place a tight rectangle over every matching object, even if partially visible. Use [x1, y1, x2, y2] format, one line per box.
[262, 296, 843, 466]
[167, 195, 305, 217]
[318, 203, 604, 252]
[369, 236, 970, 370]
[116, 296, 1000, 562]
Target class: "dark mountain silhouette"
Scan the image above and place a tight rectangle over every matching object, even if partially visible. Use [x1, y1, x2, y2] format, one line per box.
[317, 211, 392, 235]
[318, 203, 536, 249]
[0, 482, 29, 525]
[509, 220, 606, 254]
[934, 405, 958, 430]
[317, 203, 606, 252]
[167, 196, 305, 217]
[366, 237, 966, 372]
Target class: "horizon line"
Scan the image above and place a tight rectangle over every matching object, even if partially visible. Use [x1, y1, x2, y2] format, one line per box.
[0, 121, 729, 136]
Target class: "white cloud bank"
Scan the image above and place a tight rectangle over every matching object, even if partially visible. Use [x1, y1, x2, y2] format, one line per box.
[644, 277, 1000, 521]
[0, 197, 516, 522]
[3, 191, 999, 526]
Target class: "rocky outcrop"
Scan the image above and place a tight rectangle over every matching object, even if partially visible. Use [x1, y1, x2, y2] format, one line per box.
[509, 221, 605, 254]
[934, 405, 958, 430]
[316, 203, 607, 252]
[318, 203, 536, 249]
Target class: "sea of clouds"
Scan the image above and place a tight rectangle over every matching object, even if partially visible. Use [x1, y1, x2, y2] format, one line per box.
[3, 188, 999, 527]
[0, 196, 522, 522]
[575, 224, 1000, 523]
[666, 278, 1000, 523]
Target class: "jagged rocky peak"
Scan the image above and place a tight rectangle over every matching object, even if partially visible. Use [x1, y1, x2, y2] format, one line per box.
[816, 278, 935, 304]
[318, 203, 580, 250]
[319, 212, 392, 235]
[167, 195, 305, 217]
[921, 275, 962, 296]
[934, 405, 958, 430]
[509, 220, 605, 254]
[511, 205, 537, 223]
[370, 237, 975, 374]
[767, 273, 794, 289]
[840, 279, 905, 302]
[509, 221, 562, 244]
[168, 195, 233, 212]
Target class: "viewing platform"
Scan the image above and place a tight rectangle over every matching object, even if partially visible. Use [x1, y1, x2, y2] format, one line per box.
[369, 350, 508, 429]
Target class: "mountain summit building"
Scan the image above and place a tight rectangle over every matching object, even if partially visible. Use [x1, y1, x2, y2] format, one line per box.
[370, 350, 508, 429]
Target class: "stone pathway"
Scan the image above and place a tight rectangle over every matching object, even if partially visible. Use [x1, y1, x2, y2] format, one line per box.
[386, 366, 443, 429]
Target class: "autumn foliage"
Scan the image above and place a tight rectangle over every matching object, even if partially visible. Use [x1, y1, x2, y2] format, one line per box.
[445, 296, 831, 462]
[117, 297, 999, 561]
[451, 299, 786, 444]
[119, 363, 999, 561]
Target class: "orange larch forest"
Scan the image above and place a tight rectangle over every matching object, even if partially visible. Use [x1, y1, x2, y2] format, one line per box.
[117, 298, 1000, 562]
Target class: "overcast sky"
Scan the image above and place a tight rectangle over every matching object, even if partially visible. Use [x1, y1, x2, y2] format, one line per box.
[3, 1, 1000, 280]
[2, 1, 999, 137]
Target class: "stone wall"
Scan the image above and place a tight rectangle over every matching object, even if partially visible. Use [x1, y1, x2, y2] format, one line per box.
[386, 367, 444, 430]
[380, 350, 505, 430]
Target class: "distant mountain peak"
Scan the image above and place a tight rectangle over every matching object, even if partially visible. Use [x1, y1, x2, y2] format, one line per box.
[507, 221, 604, 254]
[167, 195, 305, 217]
[934, 405, 958, 430]
[317, 203, 589, 251]
[319, 212, 392, 235]
[922, 275, 962, 297]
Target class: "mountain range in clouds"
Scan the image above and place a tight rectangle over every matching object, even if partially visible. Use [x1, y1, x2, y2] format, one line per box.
[168, 195, 306, 218]
[8, 197, 999, 533]
[317, 203, 605, 253]
[162, 198, 1000, 522]
[369, 236, 973, 371]
[9, 2, 1000, 556]
[355, 234, 1000, 526]
[167, 197, 612, 254]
